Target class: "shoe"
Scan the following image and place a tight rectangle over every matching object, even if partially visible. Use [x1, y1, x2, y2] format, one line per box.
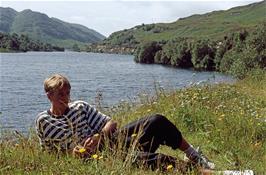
[184, 146, 215, 170]
[195, 153, 215, 170]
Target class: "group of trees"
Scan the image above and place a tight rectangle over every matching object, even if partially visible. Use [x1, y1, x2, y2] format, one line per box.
[72, 43, 80, 52]
[104, 31, 138, 47]
[134, 23, 266, 78]
[0, 32, 64, 52]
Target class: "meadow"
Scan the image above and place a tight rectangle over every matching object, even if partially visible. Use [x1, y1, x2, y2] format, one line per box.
[0, 69, 265, 174]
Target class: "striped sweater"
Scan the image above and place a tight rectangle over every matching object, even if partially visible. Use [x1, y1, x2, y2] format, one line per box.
[35, 100, 111, 151]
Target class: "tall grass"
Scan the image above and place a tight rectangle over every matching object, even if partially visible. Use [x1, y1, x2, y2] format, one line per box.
[0, 70, 265, 174]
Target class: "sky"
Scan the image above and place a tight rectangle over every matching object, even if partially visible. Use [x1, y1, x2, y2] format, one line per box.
[1, 0, 263, 37]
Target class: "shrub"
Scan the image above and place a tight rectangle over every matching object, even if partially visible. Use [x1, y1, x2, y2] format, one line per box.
[72, 43, 80, 52]
[220, 48, 265, 79]
[154, 50, 162, 63]
[219, 23, 266, 78]
[191, 39, 216, 70]
[134, 41, 161, 64]
[219, 49, 237, 73]
[214, 36, 235, 70]
[162, 38, 193, 68]
[142, 24, 155, 31]
[247, 23, 266, 54]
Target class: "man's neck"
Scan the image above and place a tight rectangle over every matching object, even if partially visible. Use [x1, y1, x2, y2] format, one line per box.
[50, 105, 68, 116]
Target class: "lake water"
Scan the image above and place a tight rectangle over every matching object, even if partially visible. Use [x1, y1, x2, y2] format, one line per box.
[0, 51, 234, 135]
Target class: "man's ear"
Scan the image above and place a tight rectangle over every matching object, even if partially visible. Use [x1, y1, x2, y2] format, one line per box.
[46, 92, 52, 101]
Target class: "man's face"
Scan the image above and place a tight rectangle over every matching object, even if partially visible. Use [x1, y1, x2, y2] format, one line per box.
[48, 85, 70, 107]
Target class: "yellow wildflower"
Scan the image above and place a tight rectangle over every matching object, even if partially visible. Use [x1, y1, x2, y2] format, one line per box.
[92, 154, 98, 159]
[254, 142, 261, 147]
[79, 147, 86, 153]
[166, 164, 173, 171]
[94, 133, 100, 137]
[131, 133, 137, 137]
[147, 109, 151, 112]
[218, 114, 225, 121]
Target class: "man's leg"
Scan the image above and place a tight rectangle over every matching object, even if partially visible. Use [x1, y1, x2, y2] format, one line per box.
[119, 114, 183, 152]
[117, 114, 215, 170]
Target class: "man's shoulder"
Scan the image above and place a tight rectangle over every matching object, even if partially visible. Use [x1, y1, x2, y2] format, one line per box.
[36, 110, 50, 123]
[69, 100, 90, 109]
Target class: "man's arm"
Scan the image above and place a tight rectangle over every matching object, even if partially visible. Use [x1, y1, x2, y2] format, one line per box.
[101, 120, 117, 136]
[82, 120, 117, 154]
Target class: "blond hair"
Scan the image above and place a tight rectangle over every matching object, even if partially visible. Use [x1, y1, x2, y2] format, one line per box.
[44, 74, 71, 93]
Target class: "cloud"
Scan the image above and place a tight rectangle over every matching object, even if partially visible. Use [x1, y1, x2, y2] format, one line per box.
[68, 16, 87, 24]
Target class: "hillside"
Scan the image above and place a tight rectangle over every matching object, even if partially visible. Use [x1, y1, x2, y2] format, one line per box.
[1, 70, 265, 174]
[0, 7, 106, 49]
[93, 0, 265, 53]
[0, 32, 65, 52]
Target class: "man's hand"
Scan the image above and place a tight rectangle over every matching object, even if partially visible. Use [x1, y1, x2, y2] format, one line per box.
[83, 133, 101, 154]
[74, 120, 118, 159]
[72, 145, 89, 158]
[73, 134, 101, 159]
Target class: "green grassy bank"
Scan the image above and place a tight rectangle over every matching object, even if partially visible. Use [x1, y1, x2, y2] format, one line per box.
[0, 69, 265, 174]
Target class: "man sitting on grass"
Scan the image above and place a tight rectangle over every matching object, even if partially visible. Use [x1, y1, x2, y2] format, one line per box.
[35, 74, 215, 172]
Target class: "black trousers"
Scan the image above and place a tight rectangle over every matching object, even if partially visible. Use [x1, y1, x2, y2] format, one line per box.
[110, 114, 184, 171]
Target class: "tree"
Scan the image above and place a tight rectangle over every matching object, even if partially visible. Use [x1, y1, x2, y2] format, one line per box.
[134, 41, 161, 64]
[0, 32, 64, 52]
[247, 23, 266, 54]
[162, 38, 193, 68]
[72, 44, 80, 52]
[191, 39, 216, 70]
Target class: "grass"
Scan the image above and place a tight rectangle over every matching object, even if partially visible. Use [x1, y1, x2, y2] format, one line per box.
[0, 48, 10, 52]
[0, 69, 265, 174]
[0, 48, 20, 53]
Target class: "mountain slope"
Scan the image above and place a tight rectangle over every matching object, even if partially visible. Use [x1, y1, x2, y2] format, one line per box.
[0, 7, 105, 48]
[102, 0, 266, 49]
[0, 7, 17, 33]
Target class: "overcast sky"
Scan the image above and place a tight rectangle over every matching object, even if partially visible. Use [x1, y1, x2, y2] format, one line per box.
[1, 0, 262, 37]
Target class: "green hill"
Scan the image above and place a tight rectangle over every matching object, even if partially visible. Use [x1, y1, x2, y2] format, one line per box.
[101, 0, 266, 49]
[0, 7, 106, 49]
[88, 1, 265, 79]
[0, 7, 17, 33]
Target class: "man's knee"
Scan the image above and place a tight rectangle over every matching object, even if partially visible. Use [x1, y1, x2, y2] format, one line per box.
[149, 114, 168, 124]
